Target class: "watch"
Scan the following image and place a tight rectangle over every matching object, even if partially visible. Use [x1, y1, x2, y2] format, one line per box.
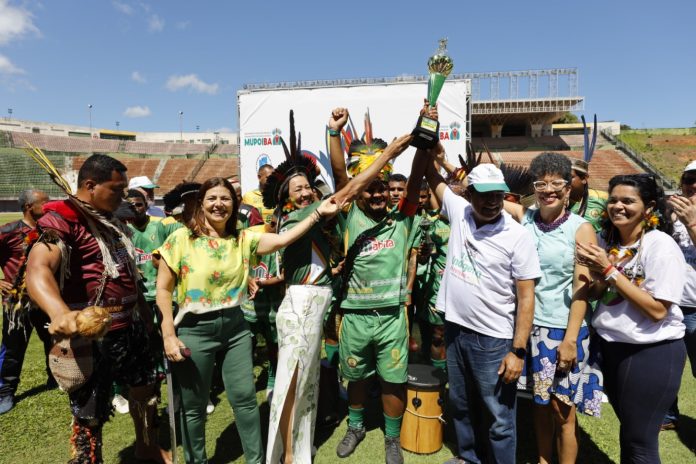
[511, 347, 527, 359]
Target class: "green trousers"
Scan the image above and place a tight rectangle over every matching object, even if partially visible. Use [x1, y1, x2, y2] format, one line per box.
[174, 307, 263, 463]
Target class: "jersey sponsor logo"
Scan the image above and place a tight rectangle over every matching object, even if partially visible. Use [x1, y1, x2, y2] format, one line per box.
[359, 237, 395, 256]
[252, 262, 269, 279]
[134, 247, 152, 265]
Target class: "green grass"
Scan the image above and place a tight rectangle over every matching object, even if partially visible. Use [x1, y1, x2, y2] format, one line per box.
[617, 131, 696, 183]
[0, 323, 694, 463]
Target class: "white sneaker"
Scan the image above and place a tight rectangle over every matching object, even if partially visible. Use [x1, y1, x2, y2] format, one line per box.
[206, 400, 215, 415]
[112, 394, 129, 414]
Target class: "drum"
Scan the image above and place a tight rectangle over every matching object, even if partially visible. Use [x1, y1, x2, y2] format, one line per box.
[400, 363, 447, 454]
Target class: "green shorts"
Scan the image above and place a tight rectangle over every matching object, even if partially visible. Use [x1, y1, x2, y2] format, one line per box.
[420, 274, 444, 326]
[338, 306, 408, 384]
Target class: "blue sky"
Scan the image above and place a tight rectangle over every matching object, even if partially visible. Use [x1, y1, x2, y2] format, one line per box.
[0, 0, 694, 132]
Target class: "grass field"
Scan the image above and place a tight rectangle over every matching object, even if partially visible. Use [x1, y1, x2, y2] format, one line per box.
[618, 130, 696, 183]
[0, 216, 695, 463]
[0, 322, 694, 463]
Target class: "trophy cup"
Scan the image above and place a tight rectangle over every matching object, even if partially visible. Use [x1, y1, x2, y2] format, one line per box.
[411, 39, 454, 149]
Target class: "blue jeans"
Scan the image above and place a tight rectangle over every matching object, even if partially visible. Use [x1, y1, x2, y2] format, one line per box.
[663, 307, 696, 424]
[445, 322, 516, 464]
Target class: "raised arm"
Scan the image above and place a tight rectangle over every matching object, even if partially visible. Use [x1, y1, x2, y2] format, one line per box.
[332, 134, 413, 205]
[423, 146, 448, 204]
[328, 108, 350, 192]
[256, 196, 343, 255]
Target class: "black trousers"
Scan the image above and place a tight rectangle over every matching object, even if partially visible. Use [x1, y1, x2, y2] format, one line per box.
[0, 306, 53, 397]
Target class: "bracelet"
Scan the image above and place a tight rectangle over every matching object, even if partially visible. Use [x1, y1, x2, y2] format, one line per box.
[605, 268, 620, 283]
[602, 264, 614, 276]
[328, 129, 340, 137]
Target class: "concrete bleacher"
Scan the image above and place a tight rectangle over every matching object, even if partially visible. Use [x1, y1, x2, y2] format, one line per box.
[11, 131, 121, 153]
[192, 159, 240, 183]
[155, 159, 201, 193]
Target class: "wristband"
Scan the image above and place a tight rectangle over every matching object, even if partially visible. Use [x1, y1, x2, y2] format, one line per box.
[328, 129, 340, 137]
[605, 269, 620, 283]
[602, 264, 614, 276]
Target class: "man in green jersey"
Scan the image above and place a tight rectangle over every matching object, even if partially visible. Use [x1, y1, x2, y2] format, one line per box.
[328, 107, 424, 464]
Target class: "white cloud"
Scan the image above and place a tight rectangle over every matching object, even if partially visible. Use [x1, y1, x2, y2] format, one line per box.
[148, 14, 164, 32]
[175, 20, 190, 30]
[0, 54, 25, 75]
[112, 1, 133, 15]
[124, 105, 151, 118]
[0, 0, 40, 45]
[131, 70, 146, 83]
[166, 74, 219, 95]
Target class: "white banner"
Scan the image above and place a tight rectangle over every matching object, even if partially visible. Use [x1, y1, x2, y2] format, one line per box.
[237, 81, 470, 194]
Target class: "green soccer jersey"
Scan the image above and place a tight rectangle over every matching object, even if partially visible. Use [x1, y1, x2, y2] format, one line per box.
[425, 214, 450, 300]
[340, 203, 418, 310]
[129, 219, 172, 301]
[280, 202, 339, 287]
[570, 188, 607, 232]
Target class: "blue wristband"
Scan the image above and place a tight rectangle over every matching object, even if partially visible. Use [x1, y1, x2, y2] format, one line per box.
[328, 129, 340, 137]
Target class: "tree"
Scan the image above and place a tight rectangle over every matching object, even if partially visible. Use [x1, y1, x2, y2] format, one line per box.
[555, 112, 579, 124]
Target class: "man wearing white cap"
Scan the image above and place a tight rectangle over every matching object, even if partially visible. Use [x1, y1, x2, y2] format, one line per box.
[129, 176, 165, 217]
[414, 146, 540, 464]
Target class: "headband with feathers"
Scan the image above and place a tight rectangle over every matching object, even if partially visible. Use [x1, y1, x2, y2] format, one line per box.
[345, 109, 391, 182]
[262, 110, 318, 210]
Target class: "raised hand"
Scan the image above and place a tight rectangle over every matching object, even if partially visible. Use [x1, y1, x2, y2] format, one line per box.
[669, 194, 696, 226]
[419, 98, 439, 120]
[317, 196, 345, 218]
[329, 108, 349, 131]
[383, 134, 414, 160]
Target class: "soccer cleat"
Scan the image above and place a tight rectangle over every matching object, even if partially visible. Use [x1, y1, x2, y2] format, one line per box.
[336, 426, 366, 458]
[206, 400, 215, 415]
[384, 435, 404, 464]
[0, 395, 14, 415]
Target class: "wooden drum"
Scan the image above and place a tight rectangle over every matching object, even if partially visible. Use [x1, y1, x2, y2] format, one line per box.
[400, 364, 447, 454]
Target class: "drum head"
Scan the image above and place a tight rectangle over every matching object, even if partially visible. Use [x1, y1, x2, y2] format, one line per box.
[406, 364, 447, 389]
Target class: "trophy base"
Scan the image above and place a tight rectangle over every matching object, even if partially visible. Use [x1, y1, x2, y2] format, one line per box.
[410, 115, 440, 149]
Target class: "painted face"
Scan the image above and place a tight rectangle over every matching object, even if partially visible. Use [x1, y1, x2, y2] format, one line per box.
[388, 181, 406, 206]
[127, 195, 149, 222]
[28, 191, 49, 221]
[359, 179, 388, 215]
[534, 174, 570, 211]
[90, 170, 128, 213]
[287, 175, 314, 209]
[606, 184, 648, 230]
[465, 188, 504, 224]
[202, 185, 234, 227]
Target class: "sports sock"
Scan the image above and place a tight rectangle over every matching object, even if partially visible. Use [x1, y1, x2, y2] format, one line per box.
[348, 406, 364, 430]
[431, 358, 447, 371]
[384, 413, 403, 438]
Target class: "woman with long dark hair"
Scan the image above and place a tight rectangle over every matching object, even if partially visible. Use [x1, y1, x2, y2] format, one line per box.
[577, 173, 687, 463]
[155, 177, 341, 463]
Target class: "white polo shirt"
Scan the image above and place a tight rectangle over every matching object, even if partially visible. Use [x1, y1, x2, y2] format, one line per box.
[437, 188, 541, 339]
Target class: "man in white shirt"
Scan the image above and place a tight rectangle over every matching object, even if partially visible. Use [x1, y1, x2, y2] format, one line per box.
[413, 147, 540, 464]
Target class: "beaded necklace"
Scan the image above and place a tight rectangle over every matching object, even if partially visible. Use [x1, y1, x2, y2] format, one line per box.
[534, 210, 570, 233]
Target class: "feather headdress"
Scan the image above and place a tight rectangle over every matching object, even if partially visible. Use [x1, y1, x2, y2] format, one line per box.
[573, 114, 598, 174]
[262, 110, 318, 210]
[345, 109, 391, 182]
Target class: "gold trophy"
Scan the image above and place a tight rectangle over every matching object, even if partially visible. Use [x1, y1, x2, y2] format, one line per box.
[411, 39, 454, 149]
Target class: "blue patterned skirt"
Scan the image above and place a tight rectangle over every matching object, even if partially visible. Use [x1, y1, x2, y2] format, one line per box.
[518, 325, 604, 417]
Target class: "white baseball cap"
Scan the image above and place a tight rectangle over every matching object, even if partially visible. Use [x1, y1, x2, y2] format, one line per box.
[468, 164, 509, 193]
[128, 176, 158, 189]
[684, 161, 696, 172]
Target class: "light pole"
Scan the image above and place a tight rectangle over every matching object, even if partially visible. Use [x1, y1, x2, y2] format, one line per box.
[115, 121, 120, 130]
[88, 104, 93, 135]
[179, 111, 184, 143]
[7, 108, 12, 121]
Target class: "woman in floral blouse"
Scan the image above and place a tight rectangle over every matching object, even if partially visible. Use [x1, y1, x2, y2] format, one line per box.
[156, 177, 340, 464]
